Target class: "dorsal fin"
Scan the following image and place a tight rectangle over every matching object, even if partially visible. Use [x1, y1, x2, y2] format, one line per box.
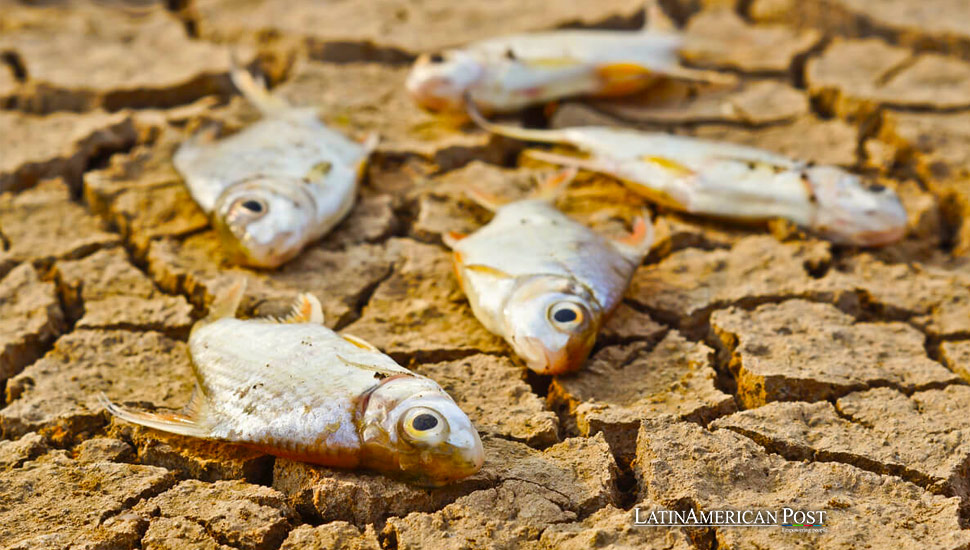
[99, 390, 211, 438]
[341, 333, 380, 351]
[273, 293, 324, 324]
[206, 278, 247, 321]
[643, 0, 676, 33]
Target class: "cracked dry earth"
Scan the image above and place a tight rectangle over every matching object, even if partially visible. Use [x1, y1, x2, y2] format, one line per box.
[4, 1, 970, 549]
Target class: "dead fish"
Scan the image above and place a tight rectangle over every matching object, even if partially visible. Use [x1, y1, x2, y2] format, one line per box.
[101, 281, 484, 486]
[405, 2, 732, 113]
[444, 170, 653, 375]
[174, 68, 377, 268]
[467, 105, 907, 247]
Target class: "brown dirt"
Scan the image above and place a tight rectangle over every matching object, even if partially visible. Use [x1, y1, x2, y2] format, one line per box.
[2, 1, 970, 549]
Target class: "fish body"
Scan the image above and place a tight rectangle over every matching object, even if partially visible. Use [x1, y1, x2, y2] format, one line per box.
[468, 109, 907, 246]
[102, 285, 483, 486]
[447, 182, 652, 374]
[174, 69, 374, 268]
[406, 28, 730, 113]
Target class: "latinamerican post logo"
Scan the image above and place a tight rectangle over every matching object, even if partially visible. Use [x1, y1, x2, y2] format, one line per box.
[633, 507, 828, 532]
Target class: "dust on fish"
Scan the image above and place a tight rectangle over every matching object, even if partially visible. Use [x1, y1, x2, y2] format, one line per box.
[405, 1, 733, 114]
[467, 105, 907, 247]
[445, 170, 653, 375]
[101, 281, 483, 486]
[174, 68, 377, 268]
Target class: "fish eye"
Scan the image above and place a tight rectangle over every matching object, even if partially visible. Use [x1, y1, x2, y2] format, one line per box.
[548, 301, 586, 331]
[232, 197, 268, 218]
[428, 53, 445, 63]
[867, 183, 887, 192]
[400, 407, 449, 447]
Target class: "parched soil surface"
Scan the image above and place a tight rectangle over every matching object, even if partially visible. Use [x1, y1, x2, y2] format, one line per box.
[3, 1, 970, 549]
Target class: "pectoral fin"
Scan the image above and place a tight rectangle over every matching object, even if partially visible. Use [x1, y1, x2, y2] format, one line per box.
[641, 155, 694, 177]
[464, 264, 513, 279]
[443, 232, 467, 249]
[341, 333, 380, 351]
[595, 63, 655, 96]
[611, 213, 655, 259]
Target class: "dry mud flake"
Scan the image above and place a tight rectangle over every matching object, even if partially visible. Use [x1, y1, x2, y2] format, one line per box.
[413, 354, 559, 447]
[815, 253, 970, 338]
[280, 522, 381, 550]
[877, 110, 970, 256]
[383, 435, 619, 549]
[133, 479, 294, 550]
[0, 432, 48, 470]
[941, 340, 970, 382]
[0, 451, 175, 550]
[626, 236, 837, 334]
[634, 417, 970, 550]
[194, 0, 645, 57]
[549, 331, 734, 462]
[749, 0, 970, 59]
[343, 238, 507, 362]
[553, 79, 810, 129]
[108, 418, 273, 483]
[273, 434, 618, 527]
[536, 504, 695, 550]
[74, 436, 135, 464]
[682, 9, 821, 75]
[0, 178, 120, 269]
[1, 329, 195, 444]
[806, 38, 970, 120]
[83, 129, 209, 256]
[272, 61, 500, 167]
[0, 110, 136, 193]
[712, 384, 970, 498]
[0, 4, 260, 114]
[711, 299, 959, 407]
[53, 247, 194, 337]
[0, 263, 64, 385]
[147, 233, 396, 330]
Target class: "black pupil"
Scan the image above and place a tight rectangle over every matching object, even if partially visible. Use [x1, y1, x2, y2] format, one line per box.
[868, 183, 886, 192]
[554, 308, 578, 323]
[412, 413, 438, 431]
[429, 53, 444, 63]
[241, 200, 263, 213]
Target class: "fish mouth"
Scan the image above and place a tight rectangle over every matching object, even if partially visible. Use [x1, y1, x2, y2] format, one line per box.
[519, 336, 588, 375]
[408, 79, 464, 112]
[845, 224, 907, 247]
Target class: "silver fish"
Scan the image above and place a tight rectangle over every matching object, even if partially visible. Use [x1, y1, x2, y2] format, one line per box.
[101, 282, 484, 486]
[467, 104, 907, 247]
[444, 170, 653, 374]
[174, 68, 376, 268]
[405, 2, 732, 114]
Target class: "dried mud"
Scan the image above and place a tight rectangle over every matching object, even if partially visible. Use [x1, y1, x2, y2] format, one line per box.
[2, 1, 970, 549]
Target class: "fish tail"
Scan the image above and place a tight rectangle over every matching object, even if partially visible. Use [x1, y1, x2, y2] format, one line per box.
[206, 277, 247, 322]
[98, 391, 211, 438]
[465, 97, 570, 145]
[229, 61, 289, 114]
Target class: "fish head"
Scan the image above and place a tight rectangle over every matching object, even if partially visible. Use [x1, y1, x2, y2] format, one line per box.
[806, 166, 908, 246]
[361, 378, 484, 486]
[212, 177, 316, 268]
[503, 275, 600, 375]
[406, 50, 484, 112]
